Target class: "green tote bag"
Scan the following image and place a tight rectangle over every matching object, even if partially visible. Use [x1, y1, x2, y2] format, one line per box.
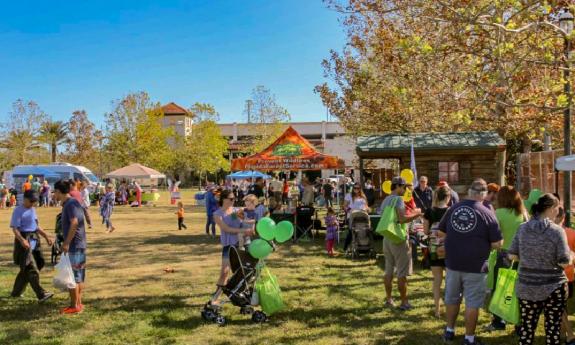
[488, 265, 520, 325]
[256, 267, 285, 315]
[375, 197, 407, 244]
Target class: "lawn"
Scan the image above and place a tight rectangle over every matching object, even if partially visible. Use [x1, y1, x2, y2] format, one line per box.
[0, 190, 565, 344]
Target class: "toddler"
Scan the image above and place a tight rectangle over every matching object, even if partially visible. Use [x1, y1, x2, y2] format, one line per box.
[239, 195, 260, 250]
[325, 207, 339, 256]
[176, 201, 187, 230]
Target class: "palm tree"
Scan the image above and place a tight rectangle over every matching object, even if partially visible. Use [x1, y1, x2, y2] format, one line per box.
[0, 129, 42, 164]
[39, 121, 68, 163]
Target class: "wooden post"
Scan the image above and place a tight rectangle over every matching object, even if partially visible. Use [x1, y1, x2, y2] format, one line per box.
[496, 149, 506, 186]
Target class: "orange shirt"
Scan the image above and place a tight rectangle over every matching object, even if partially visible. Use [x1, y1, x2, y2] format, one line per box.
[177, 208, 184, 218]
[23, 182, 31, 192]
[564, 227, 575, 282]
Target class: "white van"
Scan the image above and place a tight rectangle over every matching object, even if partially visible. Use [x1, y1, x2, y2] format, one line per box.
[12, 163, 101, 188]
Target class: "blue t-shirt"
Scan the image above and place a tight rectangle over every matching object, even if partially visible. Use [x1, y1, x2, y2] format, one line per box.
[438, 199, 502, 273]
[10, 206, 37, 232]
[61, 198, 87, 251]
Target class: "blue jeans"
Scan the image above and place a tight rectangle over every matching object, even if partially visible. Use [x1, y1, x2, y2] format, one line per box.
[206, 214, 216, 235]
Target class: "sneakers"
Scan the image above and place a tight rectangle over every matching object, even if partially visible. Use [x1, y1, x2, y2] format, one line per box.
[443, 329, 455, 342]
[398, 303, 413, 311]
[462, 338, 484, 345]
[384, 299, 395, 308]
[38, 292, 54, 303]
[483, 322, 506, 332]
[61, 306, 83, 314]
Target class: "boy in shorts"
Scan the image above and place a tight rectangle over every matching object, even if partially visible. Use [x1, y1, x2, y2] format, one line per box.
[54, 180, 87, 315]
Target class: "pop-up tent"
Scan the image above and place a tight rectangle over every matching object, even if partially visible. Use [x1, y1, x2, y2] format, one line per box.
[231, 126, 343, 171]
[105, 163, 166, 188]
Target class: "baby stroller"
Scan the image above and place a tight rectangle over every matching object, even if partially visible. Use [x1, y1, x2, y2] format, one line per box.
[349, 210, 375, 259]
[51, 213, 65, 265]
[202, 246, 267, 326]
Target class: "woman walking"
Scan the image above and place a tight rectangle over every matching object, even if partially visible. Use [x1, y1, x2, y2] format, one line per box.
[343, 183, 370, 252]
[508, 194, 572, 345]
[100, 184, 116, 233]
[422, 185, 451, 318]
[210, 190, 254, 303]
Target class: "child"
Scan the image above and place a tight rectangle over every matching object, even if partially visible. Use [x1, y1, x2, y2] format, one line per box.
[100, 184, 116, 233]
[10, 190, 54, 302]
[10, 192, 17, 208]
[325, 207, 339, 256]
[176, 202, 187, 230]
[239, 195, 260, 250]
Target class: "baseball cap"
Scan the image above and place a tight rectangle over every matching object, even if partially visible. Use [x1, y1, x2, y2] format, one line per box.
[392, 176, 407, 186]
[23, 190, 38, 202]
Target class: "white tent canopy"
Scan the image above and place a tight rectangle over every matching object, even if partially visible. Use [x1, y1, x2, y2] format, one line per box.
[556, 155, 575, 171]
[105, 163, 166, 179]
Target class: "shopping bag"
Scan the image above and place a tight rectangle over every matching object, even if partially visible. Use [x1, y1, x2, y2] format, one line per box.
[485, 249, 498, 290]
[53, 253, 77, 291]
[488, 266, 520, 325]
[375, 197, 407, 244]
[255, 267, 285, 315]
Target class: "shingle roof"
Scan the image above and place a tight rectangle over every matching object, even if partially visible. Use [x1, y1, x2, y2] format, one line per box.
[357, 131, 505, 155]
[161, 102, 189, 116]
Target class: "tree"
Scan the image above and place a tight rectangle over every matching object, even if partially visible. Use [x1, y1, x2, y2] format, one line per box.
[243, 86, 291, 154]
[39, 120, 68, 162]
[64, 110, 103, 173]
[316, 0, 572, 151]
[187, 121, 230, 174]
[0, 99, 49, 168]
[104, 92, 176, 172]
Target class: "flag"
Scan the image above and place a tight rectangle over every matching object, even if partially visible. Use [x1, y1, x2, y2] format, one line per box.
[410, 141, 418, 189]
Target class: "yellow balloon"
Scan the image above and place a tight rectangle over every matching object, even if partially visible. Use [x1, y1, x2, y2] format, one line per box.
[382, 180, 392, 194]
[403, 189, 413, 202]
[28, 175, 33, 181]
[400, 169, 414, 184]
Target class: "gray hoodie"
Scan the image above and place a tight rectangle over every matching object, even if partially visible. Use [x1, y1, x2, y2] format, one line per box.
[508, 218, 570, 301]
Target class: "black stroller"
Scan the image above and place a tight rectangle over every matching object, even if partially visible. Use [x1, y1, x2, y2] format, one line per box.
[294, 206, 316, 242]
[51, 213, 64, 265]
[202, 246, 267, 326]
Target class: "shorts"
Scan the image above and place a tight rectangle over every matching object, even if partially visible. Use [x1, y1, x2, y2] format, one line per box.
[382, 238, 412, 278]
[222, 245, 232, 259]
[68, 249, 86, 283]
[444, 269, 486, 309]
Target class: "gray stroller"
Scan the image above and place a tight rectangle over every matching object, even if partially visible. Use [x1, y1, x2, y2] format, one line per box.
[349, 210, 375, 259]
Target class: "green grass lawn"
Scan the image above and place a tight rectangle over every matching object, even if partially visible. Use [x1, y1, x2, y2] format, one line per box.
[0, 190, 567, 344]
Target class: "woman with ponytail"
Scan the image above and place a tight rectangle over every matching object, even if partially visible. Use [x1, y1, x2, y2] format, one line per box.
[508, 193, 572, 345]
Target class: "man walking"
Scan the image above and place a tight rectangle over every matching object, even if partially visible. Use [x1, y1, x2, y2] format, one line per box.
[438, 179, 502, 345]
[380, 177, 422, 311]
[323, 179, 334, 208]
[413, 176, 433, 212]
[54, 180, 87, 315]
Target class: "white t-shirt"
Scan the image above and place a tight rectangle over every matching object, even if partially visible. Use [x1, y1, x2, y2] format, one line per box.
[345, 194, 368, 211]
[81, 189, 90, 208]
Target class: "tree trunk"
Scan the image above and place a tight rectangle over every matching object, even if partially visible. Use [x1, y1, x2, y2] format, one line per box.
[521, 134, 532, 192]
[50, 142, 57, 162]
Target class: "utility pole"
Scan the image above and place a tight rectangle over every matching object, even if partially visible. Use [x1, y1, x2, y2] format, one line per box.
[246, 100, 253, 123]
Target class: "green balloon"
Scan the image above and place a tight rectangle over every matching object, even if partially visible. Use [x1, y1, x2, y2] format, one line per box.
[256, 217, 276, 241]
[248, 239, 273, 259]
[274, 221, 294, 243]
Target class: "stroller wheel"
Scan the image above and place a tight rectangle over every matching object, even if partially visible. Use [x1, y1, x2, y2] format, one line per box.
[215, 315, 226, 326]
[252, 311, 267, 323]
[201, 309, 217, 322]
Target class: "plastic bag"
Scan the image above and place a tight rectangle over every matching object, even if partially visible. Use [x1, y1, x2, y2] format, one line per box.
[256, 267, 285, 315]
[53, 253, 77, 291]
[488, 266, 520, 325]
[375, 197, 406, 244]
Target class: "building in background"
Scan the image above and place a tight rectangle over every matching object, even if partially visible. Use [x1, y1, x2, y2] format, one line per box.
[161, 102, 193, 138]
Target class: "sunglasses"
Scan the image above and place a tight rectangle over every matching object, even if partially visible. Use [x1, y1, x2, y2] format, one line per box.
[227, 197, 235, 201]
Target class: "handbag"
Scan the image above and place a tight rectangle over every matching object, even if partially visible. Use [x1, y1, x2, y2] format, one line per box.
[488, 264, 520, 325]
[375, 197, 407, 244]
[256, 267, 285, 315]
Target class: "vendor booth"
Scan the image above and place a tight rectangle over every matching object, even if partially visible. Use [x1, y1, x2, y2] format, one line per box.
[231, 126, 343, 241]
[105, 163, 166, 189]
[227, 171, 272, 180]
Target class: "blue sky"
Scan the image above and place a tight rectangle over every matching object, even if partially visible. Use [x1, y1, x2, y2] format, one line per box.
[0, 0, 345, 126]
